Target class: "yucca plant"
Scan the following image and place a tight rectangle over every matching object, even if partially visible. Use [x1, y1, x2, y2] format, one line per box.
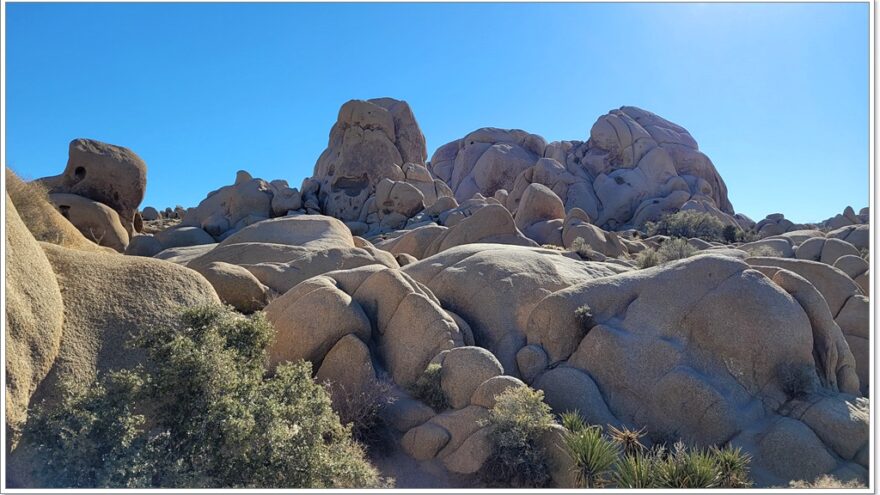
[608, 424, 646, 456]
[711, 445, 752, 488]
[654, 442, 721, 488]
[560, 410, 587, 433]
[612, 452, 656, 488]
[564, 425, 620, 488]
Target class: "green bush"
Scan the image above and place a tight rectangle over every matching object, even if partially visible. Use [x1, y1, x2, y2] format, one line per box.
[745, 244, 781, 257]
[481, 387, 555, 488]
[26, 305, 386, 488]
[407, 363, 448, 411]
[647, 210, 726, 242]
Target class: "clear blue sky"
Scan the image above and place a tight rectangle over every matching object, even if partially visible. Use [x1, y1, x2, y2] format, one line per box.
[5, 2, 869, 223]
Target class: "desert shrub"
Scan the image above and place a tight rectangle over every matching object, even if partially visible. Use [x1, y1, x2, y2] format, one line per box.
[564, 425, 620, 488]
[328, 378, 395, 454]
[860, 247, 870, 261]
[408, 363, 448, 411]
[540, 244, 565, 251]
[5, 168, 63, 243]
[647, 211, 726, 242]
[722, 224, 738, 243]
[656, 237, 697, 262]
[481, 387, 555, 488]
[570, 237, 593, 258]
[573, 304, 594, 333]
[745, 244, 780, 257]
[26, 305, 385, 488]
[636, 238, 696, 269]
[636, 248, 661, 268]
[789, 474, 867, 488]
[777, 362, 818, 399]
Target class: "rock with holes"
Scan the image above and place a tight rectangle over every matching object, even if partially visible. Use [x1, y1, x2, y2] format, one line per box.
[38, 138, 147, 235]
[47, 193, 130, 252]
[310, 98, 427, 221]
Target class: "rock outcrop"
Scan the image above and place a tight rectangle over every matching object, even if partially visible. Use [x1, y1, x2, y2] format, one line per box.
[431, 106, 736, 231]
[38, 138, 147, 235]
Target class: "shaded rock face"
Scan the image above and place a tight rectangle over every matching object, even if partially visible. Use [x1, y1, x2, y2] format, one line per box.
[311, 98, 440, 221]
[431, 106, 736, 231]
[39, 138, 147, 235]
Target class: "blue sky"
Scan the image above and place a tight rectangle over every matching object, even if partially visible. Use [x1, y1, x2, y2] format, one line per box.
[5, 2, 869, 223]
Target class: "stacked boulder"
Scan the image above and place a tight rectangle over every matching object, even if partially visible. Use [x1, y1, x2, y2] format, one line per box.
[37, 139, 148, 252]
[823, 206, 869, 230]
[431, 106, 738, 231]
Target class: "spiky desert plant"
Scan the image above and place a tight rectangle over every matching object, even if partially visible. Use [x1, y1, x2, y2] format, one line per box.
[710, 445, 752, 488]
[608, 424, 646, 456]
[612, 452, 656, 488]
[560, 411, 587, 434]
[564, 425, 620, 488]
[654, 442, 720, 488]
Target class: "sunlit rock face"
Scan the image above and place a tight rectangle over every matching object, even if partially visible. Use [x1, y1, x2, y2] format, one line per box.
[431, 106, 737, 231]
[310, 98, 439, 222]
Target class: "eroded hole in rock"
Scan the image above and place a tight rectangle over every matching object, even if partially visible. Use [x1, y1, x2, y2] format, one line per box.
[333, 174, 369, 197]
[614, 176, 625, 185]
[58, 204, 71, 219]
[73, 166, 86, 182]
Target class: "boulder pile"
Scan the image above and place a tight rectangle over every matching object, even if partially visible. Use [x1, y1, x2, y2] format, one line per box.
[5, 98, 871, 489]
